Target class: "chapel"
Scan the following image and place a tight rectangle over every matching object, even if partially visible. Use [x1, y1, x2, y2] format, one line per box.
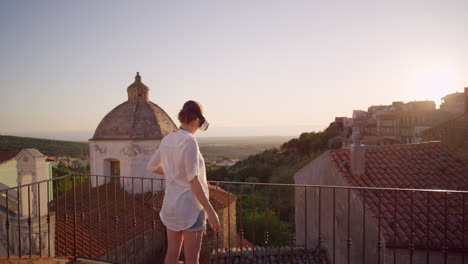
[89, 73, 177, 193]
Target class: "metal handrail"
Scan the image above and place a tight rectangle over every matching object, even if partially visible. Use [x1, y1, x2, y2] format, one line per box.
[1, 173, 466, 263]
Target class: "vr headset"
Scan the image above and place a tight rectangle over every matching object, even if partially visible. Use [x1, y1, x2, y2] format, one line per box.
[198, 114, 209, 131]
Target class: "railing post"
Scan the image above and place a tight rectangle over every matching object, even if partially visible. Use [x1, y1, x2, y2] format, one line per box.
[239, 183, 244, 263]
[347, 188, 351, 264]
[393, 190, 397, 264]
[304, 186, 307, 250]
[141, 178, 146, 264]
[6, 190, 10, 258]
[362, 190, 366, 264]
[215, 183, 220, 264]
[17, 185, 22, 258]
[426, 192, 430, 263]
[250, 184, 255, 262]
[377, 191, 382, 264]
[443, 192, 448, 264]
[38, 182, 42, 257]
[409, 191, 414, 264]
[114, 176, 119, 263]
[123, 177, 128, 263]
[151, 179, 155, 259]
[332, 188, 336, 264]
[462, 193, 465, 264]
[318, 186, 322, 264]
[72, 175, 77, 261]
[47, 180, 52, 257]
[227, 183, 231, 262]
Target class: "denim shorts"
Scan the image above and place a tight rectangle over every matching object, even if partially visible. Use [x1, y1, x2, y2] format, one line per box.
[185, 209, 206, 231]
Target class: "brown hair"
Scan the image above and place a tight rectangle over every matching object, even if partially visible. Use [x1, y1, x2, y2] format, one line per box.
[178, 100, 204, 124]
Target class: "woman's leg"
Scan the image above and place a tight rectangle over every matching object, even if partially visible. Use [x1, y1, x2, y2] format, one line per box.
[182, 230, 203, 264]
[165, 228, 184, 264]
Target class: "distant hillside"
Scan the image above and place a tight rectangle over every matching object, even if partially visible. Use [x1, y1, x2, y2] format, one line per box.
[0, 135, 292, 160]
[0, 135, 89, 157]
[197, 136, 293, 162]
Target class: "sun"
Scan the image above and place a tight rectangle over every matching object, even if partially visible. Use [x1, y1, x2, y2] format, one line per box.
[412, 66, 458, 105]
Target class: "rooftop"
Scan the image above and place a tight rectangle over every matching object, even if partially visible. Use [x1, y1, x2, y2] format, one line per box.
[90, 73, 177, 141]
[51, 181, 237, 258]
[0, 151, 19, 164]
[330, 142, 468, 250]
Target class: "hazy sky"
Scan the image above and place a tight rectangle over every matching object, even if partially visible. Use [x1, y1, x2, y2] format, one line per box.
[1, 0, 467, 140]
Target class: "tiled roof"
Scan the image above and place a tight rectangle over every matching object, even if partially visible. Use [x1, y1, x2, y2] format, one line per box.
[208, 184, 238, 209]
[137, 184, 237, 211]
[236, 234, 253, 248]
[0, 151, 18, 164]
[329, 142, 468, 251]
[52, 180, 237, 258]
[52, 181, 163, 258]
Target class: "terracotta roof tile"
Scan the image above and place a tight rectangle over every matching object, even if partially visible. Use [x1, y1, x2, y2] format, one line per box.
[51, 181, 164, 258]
[329, 142, 468, 251]
[208, 184, 238, 209]
[0, 151, 18, 164]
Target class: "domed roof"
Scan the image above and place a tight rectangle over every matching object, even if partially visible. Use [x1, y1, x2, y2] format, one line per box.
[91, 73, 177, 141]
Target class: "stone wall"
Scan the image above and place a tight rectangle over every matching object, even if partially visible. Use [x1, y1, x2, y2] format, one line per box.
[1, 212, 56, 258]
[89, 140, 163, 193]
[99, 227, 164, 264]
[218, 202, 237, 249]
[200, 203, 237, 263]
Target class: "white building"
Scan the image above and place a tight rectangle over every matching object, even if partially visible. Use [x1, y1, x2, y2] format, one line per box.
[0, 149, 55, 257]
[89, 72, 177, 193]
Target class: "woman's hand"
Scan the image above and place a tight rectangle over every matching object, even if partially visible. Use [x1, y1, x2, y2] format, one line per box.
[189, 176, 221, 232]
[207, 209, 221, 232]
[153, 166, 164, 175]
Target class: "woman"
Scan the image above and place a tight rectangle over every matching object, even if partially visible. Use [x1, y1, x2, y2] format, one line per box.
[147, 100, 220, 264]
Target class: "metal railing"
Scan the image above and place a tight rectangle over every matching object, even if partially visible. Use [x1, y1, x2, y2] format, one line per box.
[0, 174, 467, 263]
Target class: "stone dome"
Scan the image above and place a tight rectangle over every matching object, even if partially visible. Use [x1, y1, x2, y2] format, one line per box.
[91, 73, 177, 140]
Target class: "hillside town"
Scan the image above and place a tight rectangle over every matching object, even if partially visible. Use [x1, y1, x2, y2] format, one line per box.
[327, 89, 466, 147]
[0, 72, 466, 263]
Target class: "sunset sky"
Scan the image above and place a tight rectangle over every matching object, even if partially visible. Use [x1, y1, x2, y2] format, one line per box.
[1, 0, 467, 140]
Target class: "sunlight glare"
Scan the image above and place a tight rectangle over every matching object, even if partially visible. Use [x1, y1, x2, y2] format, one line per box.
[412, 66, 458, 105]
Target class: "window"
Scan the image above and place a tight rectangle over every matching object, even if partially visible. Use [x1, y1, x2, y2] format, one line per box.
[110, 160, 120, 176]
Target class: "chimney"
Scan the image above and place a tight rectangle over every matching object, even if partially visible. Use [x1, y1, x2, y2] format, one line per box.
[350, 130, 366, 176]
[465, 87, 468, 114]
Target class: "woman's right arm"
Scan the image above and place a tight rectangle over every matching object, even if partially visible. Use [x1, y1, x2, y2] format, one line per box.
[183, 137, 220, 231]
[147, 149, 164, 175]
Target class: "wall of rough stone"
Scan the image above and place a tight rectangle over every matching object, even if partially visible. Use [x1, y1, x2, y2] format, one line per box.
[218, 202, 237, 249]
[200, 203, 237, 263]
[1, 213, 56, 258]
[99, 227, 164, 264]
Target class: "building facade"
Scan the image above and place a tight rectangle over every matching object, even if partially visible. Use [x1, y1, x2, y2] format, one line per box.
[0, 149, 55, 257]
[89, 73, 177, 193]
[294, 137, 468, 263]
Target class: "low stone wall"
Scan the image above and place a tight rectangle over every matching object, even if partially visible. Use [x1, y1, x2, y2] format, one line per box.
[98, 227, 164, 264]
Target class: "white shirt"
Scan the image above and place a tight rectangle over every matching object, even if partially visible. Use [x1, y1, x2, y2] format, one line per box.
[146, 129, 209, 231]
